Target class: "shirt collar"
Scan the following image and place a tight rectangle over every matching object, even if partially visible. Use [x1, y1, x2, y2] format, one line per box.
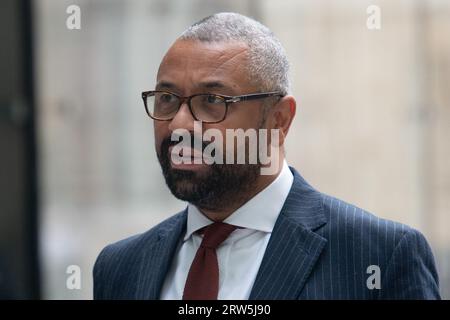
[184, 161, 293, 241]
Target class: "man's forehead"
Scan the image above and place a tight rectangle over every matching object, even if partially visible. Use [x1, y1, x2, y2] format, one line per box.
[156, 39, 250, 92]
[159, 40, 248, 70]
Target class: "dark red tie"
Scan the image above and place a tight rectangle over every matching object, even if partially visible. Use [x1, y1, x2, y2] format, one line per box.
[183, 222, 239, 300]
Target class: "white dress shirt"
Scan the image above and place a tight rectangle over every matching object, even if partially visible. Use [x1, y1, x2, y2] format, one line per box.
[160, 161, 293, 300]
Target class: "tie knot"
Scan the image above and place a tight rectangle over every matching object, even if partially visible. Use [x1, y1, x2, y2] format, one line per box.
[199, 222, 238, 249]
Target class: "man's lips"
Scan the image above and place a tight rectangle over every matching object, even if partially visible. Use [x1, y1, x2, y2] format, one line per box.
[167, 146, 212, 169]
[168, 146, 205, 159]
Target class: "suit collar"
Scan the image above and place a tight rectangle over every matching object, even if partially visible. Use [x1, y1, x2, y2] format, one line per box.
[249, 167, 327, 299]
[279, 166, 327, 231]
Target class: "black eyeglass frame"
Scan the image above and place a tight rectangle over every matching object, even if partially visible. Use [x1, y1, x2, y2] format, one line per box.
[141, 90, 285, 123]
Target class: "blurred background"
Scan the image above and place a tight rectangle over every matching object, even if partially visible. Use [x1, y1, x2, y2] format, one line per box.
[0, 0, 449, 299]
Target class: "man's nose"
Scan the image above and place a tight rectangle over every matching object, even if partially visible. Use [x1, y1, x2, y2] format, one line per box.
[168, 102, 196, 132]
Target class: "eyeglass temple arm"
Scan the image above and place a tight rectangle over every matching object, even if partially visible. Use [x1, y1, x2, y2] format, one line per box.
[225, 92, 284, 103]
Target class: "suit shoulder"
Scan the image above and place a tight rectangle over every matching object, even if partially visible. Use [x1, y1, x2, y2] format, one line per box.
[93, 209, 187, 299]
[95, 209, 186, 266]
[319, 193, 417, 246]
[311, 193, 439, 299]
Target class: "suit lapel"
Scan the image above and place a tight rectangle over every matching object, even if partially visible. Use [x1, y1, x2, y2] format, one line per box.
[135, 209, 187, 299]
[249, 167, 327, 299]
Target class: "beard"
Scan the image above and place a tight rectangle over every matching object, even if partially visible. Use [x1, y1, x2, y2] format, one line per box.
[157, 134, 261, 211]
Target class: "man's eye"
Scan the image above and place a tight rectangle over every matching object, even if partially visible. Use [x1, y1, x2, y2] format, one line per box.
[160, 94, 175, 103]
[206, 95, 223, 104]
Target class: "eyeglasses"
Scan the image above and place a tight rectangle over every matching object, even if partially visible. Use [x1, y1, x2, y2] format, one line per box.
[141, 90, 284, 123]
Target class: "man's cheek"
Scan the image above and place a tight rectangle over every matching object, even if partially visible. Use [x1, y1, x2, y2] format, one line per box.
[153, 130, 166, 152]
[154, 138, 162, 155]
[154, 122, 168, 140]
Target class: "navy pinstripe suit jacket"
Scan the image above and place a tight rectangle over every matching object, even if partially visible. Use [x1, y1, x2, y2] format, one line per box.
[93, 167, 440, 299]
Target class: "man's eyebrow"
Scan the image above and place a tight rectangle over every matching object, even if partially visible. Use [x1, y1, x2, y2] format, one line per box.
[198, 81, 228, 89]
[155, 81, 177, 90]
[155, 80, 233, 92]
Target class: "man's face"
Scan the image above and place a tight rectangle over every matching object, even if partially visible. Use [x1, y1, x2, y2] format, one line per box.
[154, 39, 270, 210]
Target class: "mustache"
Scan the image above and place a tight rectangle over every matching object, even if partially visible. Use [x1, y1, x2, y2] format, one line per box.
[159, 132, 220, 159]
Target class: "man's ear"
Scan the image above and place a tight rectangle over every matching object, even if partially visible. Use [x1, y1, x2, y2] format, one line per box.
[269, 95, 296, 146]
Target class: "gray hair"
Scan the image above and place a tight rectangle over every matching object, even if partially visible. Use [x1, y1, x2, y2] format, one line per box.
[179, 12, 291, 96]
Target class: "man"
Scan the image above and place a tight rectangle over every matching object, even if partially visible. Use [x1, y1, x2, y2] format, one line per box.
[93, 12, 440, 300]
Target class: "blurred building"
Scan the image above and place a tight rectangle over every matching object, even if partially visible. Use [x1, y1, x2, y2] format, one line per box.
[31, 0, 450, 299]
